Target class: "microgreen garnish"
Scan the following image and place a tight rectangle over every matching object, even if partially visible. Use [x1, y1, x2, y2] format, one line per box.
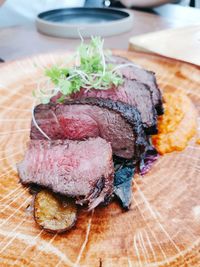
[33, 37, 124, 104]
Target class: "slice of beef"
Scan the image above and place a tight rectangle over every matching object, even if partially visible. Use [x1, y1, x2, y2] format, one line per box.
[31, 98, 153, 161]
[72, 78, 157, 134]
[17, 138, 114, 209]
[107, 55, 164, 115]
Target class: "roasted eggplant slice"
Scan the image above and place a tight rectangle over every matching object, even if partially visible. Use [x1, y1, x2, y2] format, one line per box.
[34, 190, 77, 233]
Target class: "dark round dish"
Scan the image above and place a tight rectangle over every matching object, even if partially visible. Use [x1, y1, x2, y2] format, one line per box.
[36, 7, 133, 38]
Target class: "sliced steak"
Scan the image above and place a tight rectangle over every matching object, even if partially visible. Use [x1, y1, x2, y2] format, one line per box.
[107, 55, 164, 115]
[31, 98, 153, 161]
[72, 78, 157, 134]
[18, 138, 114, 209]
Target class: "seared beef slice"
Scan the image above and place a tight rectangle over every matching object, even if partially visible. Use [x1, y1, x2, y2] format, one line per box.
[107, 55, 163, 115]
[18, 138, 114, 209]
[31, 98, 151, 160]
[73, 78, 157, 134]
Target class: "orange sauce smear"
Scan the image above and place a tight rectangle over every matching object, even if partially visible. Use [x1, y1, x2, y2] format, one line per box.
[152, 91, 198, 155]
[196, 138, 200, 145]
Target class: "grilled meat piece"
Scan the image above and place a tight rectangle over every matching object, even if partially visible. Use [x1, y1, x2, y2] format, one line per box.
[107, 55, 163, 115]
[31, 98, 153, 161]
[72, 78, 157, 134]
[18, 138, 114, 209]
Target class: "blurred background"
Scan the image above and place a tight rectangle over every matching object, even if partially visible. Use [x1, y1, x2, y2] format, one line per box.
[0, 0, 199, 64]
[0, 0, 199, 27]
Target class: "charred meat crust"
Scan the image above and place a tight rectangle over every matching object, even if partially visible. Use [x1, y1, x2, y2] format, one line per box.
[148, 70, 164, 115]
[129, 80, 158, 132]
[155, 99, 164, 115]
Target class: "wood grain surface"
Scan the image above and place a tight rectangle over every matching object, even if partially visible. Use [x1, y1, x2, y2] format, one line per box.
[0, 51, 200, 267]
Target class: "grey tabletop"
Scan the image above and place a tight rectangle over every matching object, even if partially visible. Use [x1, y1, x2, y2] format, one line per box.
[0, 4, 199, 61]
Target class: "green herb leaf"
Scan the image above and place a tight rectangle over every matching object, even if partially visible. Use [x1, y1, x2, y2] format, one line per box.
[35, 37, 124, 104]
[45, 66, 69, 85]
[59, 79, 71, 95]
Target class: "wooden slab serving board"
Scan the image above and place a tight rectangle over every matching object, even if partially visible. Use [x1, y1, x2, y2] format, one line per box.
[0, 51, 200, 267]
[129, 25, 200, 66]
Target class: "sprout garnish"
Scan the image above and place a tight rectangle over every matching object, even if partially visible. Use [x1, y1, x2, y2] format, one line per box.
[33, 37, 124, 104]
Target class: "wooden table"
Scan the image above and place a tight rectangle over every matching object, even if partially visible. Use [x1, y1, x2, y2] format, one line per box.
[0, 4, 200, 61]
